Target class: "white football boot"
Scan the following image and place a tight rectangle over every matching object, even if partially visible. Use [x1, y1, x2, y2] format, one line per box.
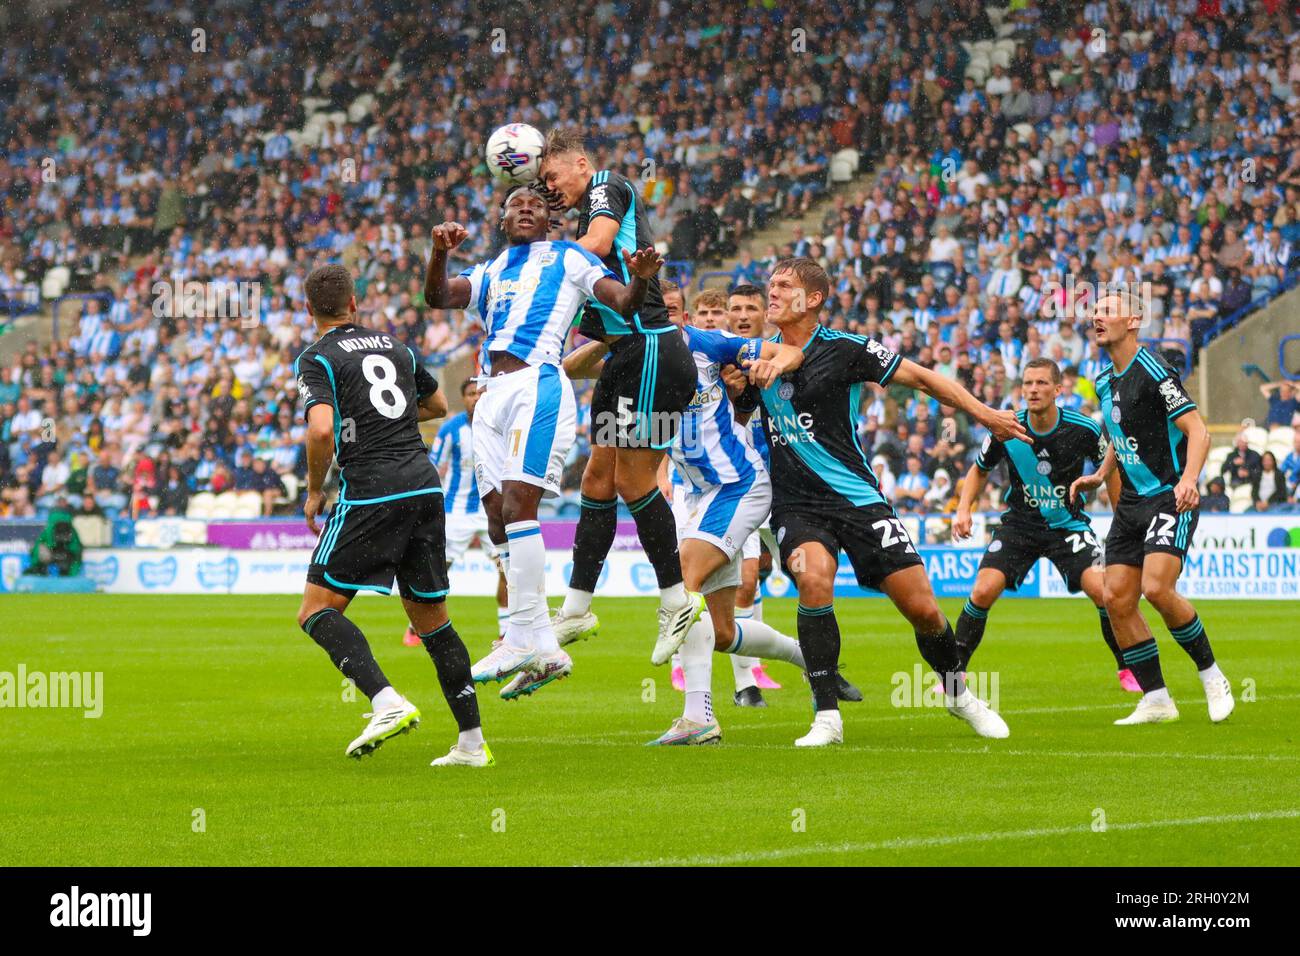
[795, 711, 844, 748]
[430, 743, 495, 768]
[1202, 670, 1235, 723]
[499, 650, 573, 700]
[646, 717, 722, 746]
[1114, 693, 1181, 725]
[651, 590, 706, 666]
[345, 700, 421, 758]
[551, 608, 599, 647]
[471, 639, 537, 684]
[947, 687, 1011, 739]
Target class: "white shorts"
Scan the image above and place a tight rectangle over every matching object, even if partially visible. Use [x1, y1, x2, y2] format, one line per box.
[671, 473, 772, 594]
[473, 363, 576, 499]
[444, 510, 496, 565]
[742, 522, 777, 561]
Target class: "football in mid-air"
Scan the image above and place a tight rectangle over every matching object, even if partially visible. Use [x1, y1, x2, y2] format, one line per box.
[485, 123, 546, 186]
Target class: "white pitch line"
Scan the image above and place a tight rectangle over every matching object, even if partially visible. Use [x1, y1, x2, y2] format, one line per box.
[495, 693, 1300, 753]
[611, 808, 1300, 867]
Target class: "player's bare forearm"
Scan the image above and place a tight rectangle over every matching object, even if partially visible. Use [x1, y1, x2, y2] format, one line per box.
[562, 340, 609, 380]
[595, 275, 646, 318]
[958, 464, 985, 514]
[424, 223, 473, 308]
[1175, 410, 1210, 485]
[758, 341, 804, 374]
[305, 405, 336, 496]
[417, 388, 447, 422]
[892, 359, 1030, 443]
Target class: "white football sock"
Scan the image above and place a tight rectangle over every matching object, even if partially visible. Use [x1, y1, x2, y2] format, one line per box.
[1198, 662, 1225, 683]
[731, 654, 758, 692]
[732, 605, 761, 688]
[680, 619, 714, 723]
[458, 726, 484, 751]
[727, 620, 805, 669]
[752, 595, 764, 622]
[372, 686, 403, 711]
[505, 521, 545, 649]
[660, 582, 687, 608]
[561, 587, 593, 618]
[815, 708, 843, 730]
[1145, 687, 1174, 705]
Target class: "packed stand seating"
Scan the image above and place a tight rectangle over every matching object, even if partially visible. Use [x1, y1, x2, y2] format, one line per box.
[1, 0, 1299, 523]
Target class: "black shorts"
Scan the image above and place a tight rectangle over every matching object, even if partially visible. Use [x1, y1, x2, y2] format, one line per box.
[773, 501, 923, 592]
[307, 490, 449, 602]
[980, 518, 1101, 593]
[1106, 491, 1199, 568]
[590, 331, 696, 449]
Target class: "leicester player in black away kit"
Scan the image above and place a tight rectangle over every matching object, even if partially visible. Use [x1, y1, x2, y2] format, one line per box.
[953, 357, 1137, 690]
[1071, 293, 1233, 726]
[752, 258, 1029, 746]
[293, 264, 492, 767]
[538, 128, 703, 665]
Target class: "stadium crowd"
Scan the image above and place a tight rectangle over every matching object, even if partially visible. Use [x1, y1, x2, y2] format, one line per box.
[1, 0, 1299, 526]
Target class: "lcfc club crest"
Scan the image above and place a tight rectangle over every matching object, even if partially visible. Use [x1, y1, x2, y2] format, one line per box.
[1036, 460, 1052, 475]
[1111, 405, 1122, 424]
[777, 381, 795, 401]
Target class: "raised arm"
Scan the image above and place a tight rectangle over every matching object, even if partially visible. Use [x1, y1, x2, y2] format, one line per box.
[590, 247, 663, 317]
[889, 358, 1032, 445]
[743, 341, 805, 388]
[423, 222, 474, 309]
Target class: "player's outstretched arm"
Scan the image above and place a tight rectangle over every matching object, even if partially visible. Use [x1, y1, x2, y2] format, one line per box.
[1173, 408, 1210, 513]
[890, 359, 1032, 445]
[1069, 445, 1115, 507]
[424, 223, 473, 309]
[304, 403, 336, 534]
[952, 463, 986, 540]
[562, 340, 610, 380]
[743, 341, 804, 389]
[592, 247, 663, 317]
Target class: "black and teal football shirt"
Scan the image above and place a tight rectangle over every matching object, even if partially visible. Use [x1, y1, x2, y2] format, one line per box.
[757, 326, 900, 510]
[976, 406, 1105, 532]
[1095, 346, 1198, 502]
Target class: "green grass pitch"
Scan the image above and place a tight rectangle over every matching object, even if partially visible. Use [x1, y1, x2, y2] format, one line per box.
[2, 594, 1296, 866]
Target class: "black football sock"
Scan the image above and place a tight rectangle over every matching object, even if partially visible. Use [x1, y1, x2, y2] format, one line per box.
[797, 603, 842, 711]
[419, 620, 481, 732]
[955, 599, 989, 669]
[1169, 614, 1216, 671]
[568, 495, 617, 593]
[302, 608, 389, 700]
[627, 489, 683, 588]
[1097, 607, 1126, 668]
[915, 619, 967, 697]
[1120, 638, 1166, 692]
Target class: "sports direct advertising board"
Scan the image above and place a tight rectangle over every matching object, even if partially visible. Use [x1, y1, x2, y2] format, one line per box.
[2, 515, 1297, 599]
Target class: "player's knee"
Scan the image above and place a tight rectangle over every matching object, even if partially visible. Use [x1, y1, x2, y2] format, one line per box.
[1140, 574, 1175, 607]
[796, 574, 834, 608]
[614, 472, 654, 504]
[970, 580, 1001, 609]
[1103, 582, 1136, 616]
[908, 601, 947, 635]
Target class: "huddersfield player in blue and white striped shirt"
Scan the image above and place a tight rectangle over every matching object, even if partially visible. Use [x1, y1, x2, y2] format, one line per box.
[425, 186, 664, 704]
